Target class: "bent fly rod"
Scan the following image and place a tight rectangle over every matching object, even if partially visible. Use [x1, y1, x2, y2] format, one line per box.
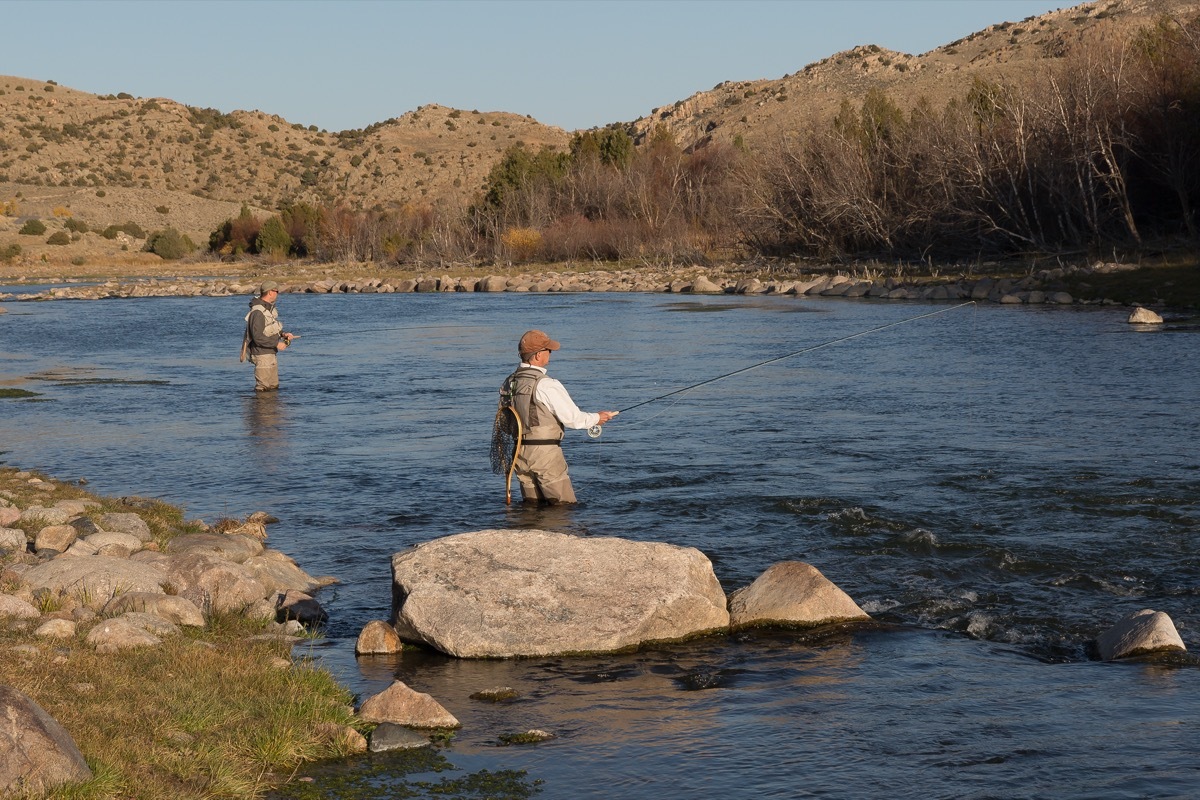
[585, 301, 976, 438]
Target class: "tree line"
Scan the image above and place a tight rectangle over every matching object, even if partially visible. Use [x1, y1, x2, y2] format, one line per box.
[209, 11, 1199, 268]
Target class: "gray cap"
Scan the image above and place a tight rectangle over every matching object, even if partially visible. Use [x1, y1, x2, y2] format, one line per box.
[259, 280, 279, 295]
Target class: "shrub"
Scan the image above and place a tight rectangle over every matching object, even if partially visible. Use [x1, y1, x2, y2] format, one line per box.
[18, 219, 46, 235]
[70, 255, 85, 266]
[64, 218, 88, 233]
[156, 205, 169, 214]
[46, 231, 70, 245]
[500, 226, 542, 262]
[95, 189, 106, 197]
[143, 227, 195, 260]
[255, 216, 292, 257]
[0, 243, 21, 262]
[101, 221, 146, 240]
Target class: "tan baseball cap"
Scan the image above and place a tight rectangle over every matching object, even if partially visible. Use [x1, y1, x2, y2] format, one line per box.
[519, 330, 560, 358]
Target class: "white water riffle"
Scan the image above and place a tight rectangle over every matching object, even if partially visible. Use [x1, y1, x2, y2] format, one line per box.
[2, 291, 1197, 798]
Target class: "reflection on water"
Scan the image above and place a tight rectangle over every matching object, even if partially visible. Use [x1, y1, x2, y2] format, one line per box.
[243, 391, 290, 474]
[2, 292, 1198, 798]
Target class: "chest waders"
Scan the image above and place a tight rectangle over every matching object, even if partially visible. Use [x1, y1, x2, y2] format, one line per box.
[491, 367, 563, 504]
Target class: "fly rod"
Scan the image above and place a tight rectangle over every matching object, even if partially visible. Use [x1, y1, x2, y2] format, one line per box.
[586, 301, 976, 438]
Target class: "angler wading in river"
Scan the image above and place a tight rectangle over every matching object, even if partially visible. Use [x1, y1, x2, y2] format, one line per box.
[240, 280, 297, 392]
[492, 330, 617, 505]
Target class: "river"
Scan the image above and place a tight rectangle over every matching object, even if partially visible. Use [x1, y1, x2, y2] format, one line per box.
[1, 289, 1197, 798]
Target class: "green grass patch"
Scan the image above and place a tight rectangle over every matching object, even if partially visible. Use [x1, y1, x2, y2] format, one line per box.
[0, 387, 41, 399]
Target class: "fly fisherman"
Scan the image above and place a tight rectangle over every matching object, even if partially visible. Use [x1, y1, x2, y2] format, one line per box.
[241, 280, 295, 392]
[499, 330, 617, 504]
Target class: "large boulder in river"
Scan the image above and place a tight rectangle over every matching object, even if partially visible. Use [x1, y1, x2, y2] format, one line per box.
[1094, 608, 1186, 661]
[390, 529, 729, 657]
[0, 685, 93, 794]
[728, 562, 870, 629]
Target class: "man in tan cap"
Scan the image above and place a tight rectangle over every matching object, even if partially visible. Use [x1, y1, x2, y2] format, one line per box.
[498, 330, 616, 503]
[241, 280, 295, 391]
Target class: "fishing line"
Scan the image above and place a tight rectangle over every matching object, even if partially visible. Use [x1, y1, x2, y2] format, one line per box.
[588, 301, 976, 437]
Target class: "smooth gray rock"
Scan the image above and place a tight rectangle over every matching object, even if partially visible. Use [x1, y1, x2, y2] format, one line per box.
[689, 276, 723, 293]
[166, 553, 267, 613]
[0, 527, 26, 552]
[1095, 609, 1186, 661]
[242, 550, 324, 595]
[0, 685, 92, 794]
[20, 556, 167, 610]
[0, 594, 40, 619]
[368, 723, 431, 752]
[19, 506, 72, 526]
[729, 561, 870, 629]
[85, 617, 162, 652]
[166, 533, 264, 563]
[84, 534, 144, 554]
[391, 529, 729, 658]
[33, 618, 76, 639]
[102, 592, 205, 626]
[98, 512, 152, 542]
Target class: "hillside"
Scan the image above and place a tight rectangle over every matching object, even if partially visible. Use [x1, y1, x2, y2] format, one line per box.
[0, 0, 1196, 273]
[628, 0, 1200, 150]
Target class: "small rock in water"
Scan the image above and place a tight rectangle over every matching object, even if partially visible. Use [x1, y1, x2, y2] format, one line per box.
[469, 687, 520, 703]
[498, 729, 555, 745]
[1127, 307, 1164, 324]
[676, 670, 726, 691]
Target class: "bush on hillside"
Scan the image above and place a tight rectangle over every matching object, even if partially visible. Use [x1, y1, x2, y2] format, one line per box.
[18, 219, 46, 235]
[64, 218, 88, 233]
[101, 221, 146, 240]
[46, 231, 71, 245]
[1, 243, 21, 262]
[143, 228, 195, 260]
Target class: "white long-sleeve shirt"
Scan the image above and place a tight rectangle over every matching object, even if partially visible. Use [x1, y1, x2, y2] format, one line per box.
[521, 363, 599, 430]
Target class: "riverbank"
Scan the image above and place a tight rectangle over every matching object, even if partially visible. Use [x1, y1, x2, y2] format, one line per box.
[0, 466, 362, 798]
[3, 258, 1197, 311]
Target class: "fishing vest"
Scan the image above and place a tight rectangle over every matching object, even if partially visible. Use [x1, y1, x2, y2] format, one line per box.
[245, 301, 283, 355]
[502, 366, 564, 444]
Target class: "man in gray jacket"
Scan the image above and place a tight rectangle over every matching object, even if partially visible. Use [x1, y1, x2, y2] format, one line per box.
[242, 280, 294, 391]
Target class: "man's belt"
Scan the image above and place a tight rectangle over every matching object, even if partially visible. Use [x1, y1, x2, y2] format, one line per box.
[522, 438, 562, 446]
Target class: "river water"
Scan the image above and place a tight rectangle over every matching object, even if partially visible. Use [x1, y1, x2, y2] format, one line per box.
[1, 289, 1197, 798]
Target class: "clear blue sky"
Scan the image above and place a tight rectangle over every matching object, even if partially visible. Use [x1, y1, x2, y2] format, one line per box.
[3, 0, 1063, 133]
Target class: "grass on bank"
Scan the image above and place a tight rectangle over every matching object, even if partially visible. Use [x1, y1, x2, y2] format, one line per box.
[1, 619, 360, 800]
[0, 468, 362, 799]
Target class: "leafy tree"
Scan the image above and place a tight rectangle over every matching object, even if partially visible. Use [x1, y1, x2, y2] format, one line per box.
[208, 205, 261, 255]
[256, 216, 292, 257]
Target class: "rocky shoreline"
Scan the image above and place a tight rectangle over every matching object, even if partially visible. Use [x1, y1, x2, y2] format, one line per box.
[0, 261, 1155, 308]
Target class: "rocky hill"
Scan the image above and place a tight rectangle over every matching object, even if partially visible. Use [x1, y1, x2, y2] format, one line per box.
[0, 0, 1196, 270]
[628, 0, 1200, 150]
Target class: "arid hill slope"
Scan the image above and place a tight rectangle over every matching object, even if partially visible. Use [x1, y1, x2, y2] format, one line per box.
[628, 0, 1200, 150]
[0, 0, 1196, 267]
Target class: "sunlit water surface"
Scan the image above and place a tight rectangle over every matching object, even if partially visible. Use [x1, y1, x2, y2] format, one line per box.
[1, 290, 1197, 798]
